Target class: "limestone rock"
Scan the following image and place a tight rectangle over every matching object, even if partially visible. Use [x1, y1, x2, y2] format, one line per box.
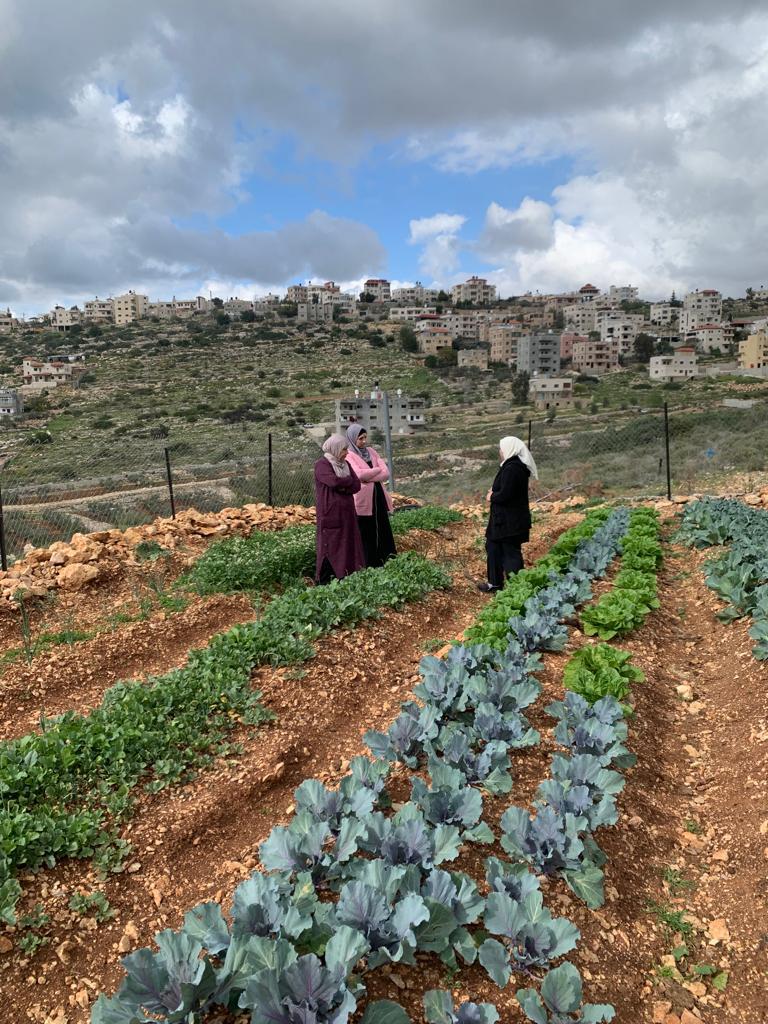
[56, 563, 100, 590]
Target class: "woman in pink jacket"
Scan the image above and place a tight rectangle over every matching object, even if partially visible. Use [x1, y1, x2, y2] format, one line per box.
[345, 423, 397, 568]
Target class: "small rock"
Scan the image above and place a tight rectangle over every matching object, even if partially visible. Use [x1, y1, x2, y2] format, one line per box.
[711, 849, 729, 862]
[680, 1012, 703, 1024]
[707, 918, 730, 944]
[0, 935, 13, 953]
[652, 1002, 672, 1023]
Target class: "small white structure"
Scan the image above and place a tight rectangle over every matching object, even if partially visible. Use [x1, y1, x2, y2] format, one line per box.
[649, 347, 698, 382]
[529, 375, 574, 410]
[457, 348, 489, 370]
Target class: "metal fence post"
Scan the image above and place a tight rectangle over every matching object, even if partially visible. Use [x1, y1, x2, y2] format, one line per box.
[527, 419, 533, 450]
[0, 482, 7, 571]
[382, 391, 396, 493]
[268, 433, 273, 506]
[164, 447, 176, 519]
[663, 402, 672, 500]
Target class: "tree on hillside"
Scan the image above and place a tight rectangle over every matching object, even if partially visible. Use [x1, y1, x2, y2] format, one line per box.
[633, 332, 656, 363]
[512, 370, 530, 405]
[399, 324, 418, 352]
[211, 297, 223, 307]
[240, 309, 255, 323]
[359, 291, 375, 303]
[437, 290, 450, 303]
[215, 311, 231, 326]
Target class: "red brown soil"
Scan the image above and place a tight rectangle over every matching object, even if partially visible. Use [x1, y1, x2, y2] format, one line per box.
[14, 511, 766, 1024]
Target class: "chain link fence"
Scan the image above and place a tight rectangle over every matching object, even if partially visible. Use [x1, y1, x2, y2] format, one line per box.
[1, 400, 766, 561]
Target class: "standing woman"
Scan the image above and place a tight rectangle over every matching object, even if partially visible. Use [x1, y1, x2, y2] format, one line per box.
[314, 435, 365, 585]
[478, 435, 538, 593]
[345, 424, 397, 568]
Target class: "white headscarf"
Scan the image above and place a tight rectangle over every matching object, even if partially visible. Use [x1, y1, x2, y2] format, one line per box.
[322, 434, 351, 477]
[499, 435, 538, 479]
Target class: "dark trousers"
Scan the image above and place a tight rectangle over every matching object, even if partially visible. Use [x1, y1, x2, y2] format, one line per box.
[486, 537, 524, 589]
[317, 557, 336, 586]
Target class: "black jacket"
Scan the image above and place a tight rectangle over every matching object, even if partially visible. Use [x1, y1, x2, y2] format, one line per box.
[486, 455, 531, 541]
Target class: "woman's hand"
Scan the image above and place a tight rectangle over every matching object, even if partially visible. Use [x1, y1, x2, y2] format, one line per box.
[486, 489, 493, 503]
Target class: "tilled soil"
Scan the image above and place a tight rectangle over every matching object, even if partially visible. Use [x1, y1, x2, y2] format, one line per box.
[15, 512, 768, 1024]
[4, 515, 580, 1023]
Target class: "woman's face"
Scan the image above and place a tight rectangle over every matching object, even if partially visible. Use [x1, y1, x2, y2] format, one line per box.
[357, 431, 368, 447]
[499, 447, 504, 462]
[340, 446, 349, 459]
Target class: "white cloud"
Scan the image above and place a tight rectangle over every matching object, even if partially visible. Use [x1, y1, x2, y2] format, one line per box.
[407, 213, 467, 282]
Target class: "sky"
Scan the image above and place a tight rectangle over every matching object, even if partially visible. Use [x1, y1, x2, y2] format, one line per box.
[2, 0, 768, 315]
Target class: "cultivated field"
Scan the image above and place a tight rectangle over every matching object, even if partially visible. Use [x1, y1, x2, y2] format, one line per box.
[0, 490, 766, 1024]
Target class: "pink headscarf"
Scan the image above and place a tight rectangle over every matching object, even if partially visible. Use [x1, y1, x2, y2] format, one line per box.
[322, 434, 350, 477]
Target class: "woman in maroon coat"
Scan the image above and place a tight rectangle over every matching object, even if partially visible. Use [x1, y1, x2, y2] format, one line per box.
[314, 434, 365, 584]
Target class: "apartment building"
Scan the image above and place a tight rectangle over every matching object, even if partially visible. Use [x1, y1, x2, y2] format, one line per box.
[488, 324, 522, 366]
[572, 337, 620, 375]
[222, 297, 254, 315]
[679, 289, 722, 334]
[391, 283, 440, 305]
[441, 310, 480, 340]
[598, 311, 645, 356]
[562, 302, 598, 333]
[457, 348, 489, 370]
[389, 306, 437, 322]
[559, 332, 587, 362]
[603, 284, 639, 304]
[739, 329, 768, 371]
[0, 388, 22, 416]
[363, 279, 391, 302]
[113, 291, 148, 325]
[686, 324, 726, 354]
[50, 305, 83, 331]
[529, 376, 574, 410]
[335, 384, 426, 434]
[649, 302, 676, 325]
[516, 332, 561, 376]
[21, 357, 86, 392]
[417, 325, 452, 355]
[451, 276, 497, 305]
[578, 283, 600, 301]
[0, 309, 17, 334]
[649, 348, 698, 382]
[84, 298, 114, 323]
[297, 302, 334, 324]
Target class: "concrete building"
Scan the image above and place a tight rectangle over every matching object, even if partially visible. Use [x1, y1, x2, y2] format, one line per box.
[451, 276, 497, 305]
[363, 279, 391, 302]
[0, 388, 22, 416]
[680, 289, 722, 335]
[50, 305, 83, 331]
[739, 329, 768, 371]
[113, 291, 148, 325]
[389, 306, 437, 322]
[517, 331, 561, 376]
[417, 325, 453, 355]
[457, 348, 489, 370]
[529, 375, 574, 410]
[686, 323, 726, 354]
[0, 309, 17, 333]
[222, 297, 254, 315]
[605, 284, 639, 304]
[298, 302, 334, 324]
[562, 302, 598, 333]
[650, 302, 676, 325]
[84, 298, 114, 323]
[21, 357, 87, 391]
[391, 283, 440, 305]
[559, 332, 587, 362]
[441, 310, 480, 340]
[649, 348, 698, 382]
[572, 337, 620, 375]
[598, 312, 645, 356]
[488, 324, 522, 366]
[286, 285, 308, 303]
[335, 384, 427, 434]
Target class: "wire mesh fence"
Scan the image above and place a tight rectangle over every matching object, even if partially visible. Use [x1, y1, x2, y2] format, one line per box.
[0, 425, 315, 561]
[1, 400, 766, 561]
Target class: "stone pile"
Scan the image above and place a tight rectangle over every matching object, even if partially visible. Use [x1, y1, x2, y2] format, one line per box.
[0, 494, 417, 606]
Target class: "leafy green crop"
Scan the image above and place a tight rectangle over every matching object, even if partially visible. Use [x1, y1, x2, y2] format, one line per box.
[0, 552, 448, 924]
[563, 644, 645, 705]
[185, 506, 461, 595]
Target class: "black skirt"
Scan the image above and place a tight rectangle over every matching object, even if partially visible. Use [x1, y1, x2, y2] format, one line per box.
[357, 481, 397, 568]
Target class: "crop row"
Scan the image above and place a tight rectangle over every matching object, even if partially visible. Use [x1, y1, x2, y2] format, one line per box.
[184, 505, 463, 596]
[93, 507, 661, 1024]
[678, 496, 768, 660]
[0, 552, 450, 925]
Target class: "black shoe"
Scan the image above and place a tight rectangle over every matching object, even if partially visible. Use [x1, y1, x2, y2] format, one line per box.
[476, 582, 498, 593]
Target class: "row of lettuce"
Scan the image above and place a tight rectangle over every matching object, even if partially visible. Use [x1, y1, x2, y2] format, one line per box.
[92, 504, 662, 1024]
[0, 509, 461, 926]
[678, 496, 768, 660]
